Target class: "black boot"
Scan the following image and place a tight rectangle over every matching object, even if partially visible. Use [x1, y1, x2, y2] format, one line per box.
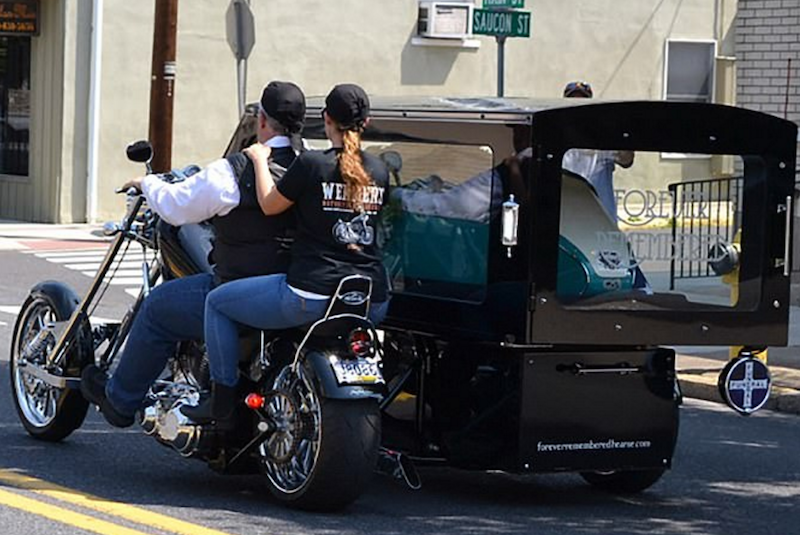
[181, 382, 237, 427]
[80, 365, 135, 428]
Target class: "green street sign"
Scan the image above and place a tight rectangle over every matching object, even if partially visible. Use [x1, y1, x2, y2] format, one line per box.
[483, 0, 525, 8]
[473, 8, 531, 38]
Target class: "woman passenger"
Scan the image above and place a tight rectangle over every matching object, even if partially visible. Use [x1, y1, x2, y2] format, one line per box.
[183, 84, 390, 423]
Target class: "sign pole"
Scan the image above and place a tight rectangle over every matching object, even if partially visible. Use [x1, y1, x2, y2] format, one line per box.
[226, 0, 256, 118]
[473, 2, 530, 97]
[237, 58, 247, 118]
[496, 35, 506, 97]
[234, 0, 249, 117]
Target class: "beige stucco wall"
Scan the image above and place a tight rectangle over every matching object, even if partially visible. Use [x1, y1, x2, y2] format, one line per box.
[58, 0, 92, 223]
[80, 0, 737, 221]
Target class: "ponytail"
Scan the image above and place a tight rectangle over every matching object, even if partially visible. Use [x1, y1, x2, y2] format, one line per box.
[289, 132, 305, 154]
[338, 129, 372, 212]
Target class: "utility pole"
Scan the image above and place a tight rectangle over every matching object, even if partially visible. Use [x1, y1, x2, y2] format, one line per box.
[148, 0, 179, 173]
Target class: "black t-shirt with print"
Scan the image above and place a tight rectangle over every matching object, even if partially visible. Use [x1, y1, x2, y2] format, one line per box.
[277, 148, 389, 302]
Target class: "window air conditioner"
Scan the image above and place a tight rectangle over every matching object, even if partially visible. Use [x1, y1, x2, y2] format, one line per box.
[417, 2, 473, 39]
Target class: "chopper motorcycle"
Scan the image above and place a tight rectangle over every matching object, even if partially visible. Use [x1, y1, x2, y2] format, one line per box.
[8, 141, 385, 511]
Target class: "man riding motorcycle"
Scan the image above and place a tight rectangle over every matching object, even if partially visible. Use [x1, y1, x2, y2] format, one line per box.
[80, 81, 307, 428]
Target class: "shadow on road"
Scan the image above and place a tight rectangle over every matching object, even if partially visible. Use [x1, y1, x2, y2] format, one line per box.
[0, 360, 798, 535]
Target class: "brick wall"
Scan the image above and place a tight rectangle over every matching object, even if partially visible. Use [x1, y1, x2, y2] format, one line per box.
[737, 0, 800, 178]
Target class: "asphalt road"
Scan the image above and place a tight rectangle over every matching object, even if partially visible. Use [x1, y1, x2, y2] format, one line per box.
[1, 244, 800, 535]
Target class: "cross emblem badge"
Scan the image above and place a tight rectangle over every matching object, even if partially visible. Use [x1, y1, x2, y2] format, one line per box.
[719, 356, 771, 415]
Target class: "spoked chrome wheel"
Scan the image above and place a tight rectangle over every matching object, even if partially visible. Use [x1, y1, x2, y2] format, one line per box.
[9, 286, 91, 442]
[257, 362, 381, 511]
[13, 299, 61, 428]
[260, 368, 322, 495]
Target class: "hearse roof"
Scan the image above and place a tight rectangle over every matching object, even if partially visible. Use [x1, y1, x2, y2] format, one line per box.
[307, 95, 588, 115]
[247, 96, 594, 122]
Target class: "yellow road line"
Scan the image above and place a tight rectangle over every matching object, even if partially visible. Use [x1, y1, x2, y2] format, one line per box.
[0, 487, 152, 535]
[0, 469, 238, 535]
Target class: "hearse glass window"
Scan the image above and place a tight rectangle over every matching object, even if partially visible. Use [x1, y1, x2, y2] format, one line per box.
[343, 140, 494, 303]
[0, 35, 30, 176]
[558, 150, 753, 309]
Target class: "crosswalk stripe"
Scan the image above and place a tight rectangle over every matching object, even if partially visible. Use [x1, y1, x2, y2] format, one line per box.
[82, 270, 143, 278]
[20, 245, 108, 255]
[30, 247, 146, 298]
[65, 261, 144, 271]
[105, 277, 146, 286]
[31, 250, 139, 258]
[41, 251, 146, 260]
[0, 306, 118, 325]
[45, 256, 145, 264]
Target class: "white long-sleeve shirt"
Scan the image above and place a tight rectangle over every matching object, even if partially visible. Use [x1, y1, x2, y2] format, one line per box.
[140, 136, 292, 226]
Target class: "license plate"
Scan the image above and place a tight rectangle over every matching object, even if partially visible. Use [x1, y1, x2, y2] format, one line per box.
[330, 356, 384, 385]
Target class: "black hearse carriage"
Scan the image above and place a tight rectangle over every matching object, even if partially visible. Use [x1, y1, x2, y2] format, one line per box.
[226, 97, 797, 492]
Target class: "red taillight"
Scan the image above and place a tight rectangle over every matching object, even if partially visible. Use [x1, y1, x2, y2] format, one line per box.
[349, 329, 373, 357]
[245, 393, 265, 410]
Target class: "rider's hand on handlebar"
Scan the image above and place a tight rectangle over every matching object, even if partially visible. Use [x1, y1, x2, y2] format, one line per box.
[244, 142, 271, 163]
[117, 176, 144, 194]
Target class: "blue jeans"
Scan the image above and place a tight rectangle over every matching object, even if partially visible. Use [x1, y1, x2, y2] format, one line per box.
[106, 273, 213, 416]
[204, 273, 389, 387]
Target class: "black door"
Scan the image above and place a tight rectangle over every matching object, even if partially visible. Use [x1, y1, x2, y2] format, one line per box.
[526, 101, 797, 347]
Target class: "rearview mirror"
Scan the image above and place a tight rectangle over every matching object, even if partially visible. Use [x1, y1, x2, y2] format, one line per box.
[126, 140, 153, 164]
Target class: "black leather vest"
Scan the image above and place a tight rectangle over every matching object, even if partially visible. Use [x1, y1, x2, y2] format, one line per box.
[211, 146, 296, 284]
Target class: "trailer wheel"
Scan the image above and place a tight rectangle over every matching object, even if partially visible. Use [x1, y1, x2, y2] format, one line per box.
[580, 469, 666, 493]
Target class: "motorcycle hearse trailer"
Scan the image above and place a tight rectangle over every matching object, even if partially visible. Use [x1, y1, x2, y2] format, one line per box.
[293, 96, 797, 492]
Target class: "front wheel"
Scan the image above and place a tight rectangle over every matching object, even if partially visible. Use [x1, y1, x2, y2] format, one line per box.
[9, 285, 92, 442]
[580, 468, 666, 494]
[257, 366, 380, 511]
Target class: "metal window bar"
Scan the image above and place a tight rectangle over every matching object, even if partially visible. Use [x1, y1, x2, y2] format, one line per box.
[669, 176, 743, 290]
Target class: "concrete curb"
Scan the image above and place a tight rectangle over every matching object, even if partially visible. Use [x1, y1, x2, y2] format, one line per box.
[678, 371, 800, 415]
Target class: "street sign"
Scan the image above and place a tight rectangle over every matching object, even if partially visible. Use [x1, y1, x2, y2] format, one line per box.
[473, 8, 531, 38]
[225, 0, 255, 61]
[483, 0, 524, 8]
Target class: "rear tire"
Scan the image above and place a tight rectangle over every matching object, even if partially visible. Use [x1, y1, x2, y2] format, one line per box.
[258, 366, 380, 511]
[580, 469, 666, 494]
[9, 286, 92, 442]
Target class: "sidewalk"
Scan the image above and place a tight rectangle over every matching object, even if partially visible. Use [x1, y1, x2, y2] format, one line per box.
[0, 220, 106, 251]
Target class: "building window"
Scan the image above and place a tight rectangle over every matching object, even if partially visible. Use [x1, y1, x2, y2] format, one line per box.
[664, 40, 716, 103]
[0, 35, 31, 176]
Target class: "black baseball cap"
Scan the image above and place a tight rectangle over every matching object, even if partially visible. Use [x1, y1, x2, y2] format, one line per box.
[324, 83, 370, 130]
[260, 81, 306, 133]
[564, 81, 593, 98]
